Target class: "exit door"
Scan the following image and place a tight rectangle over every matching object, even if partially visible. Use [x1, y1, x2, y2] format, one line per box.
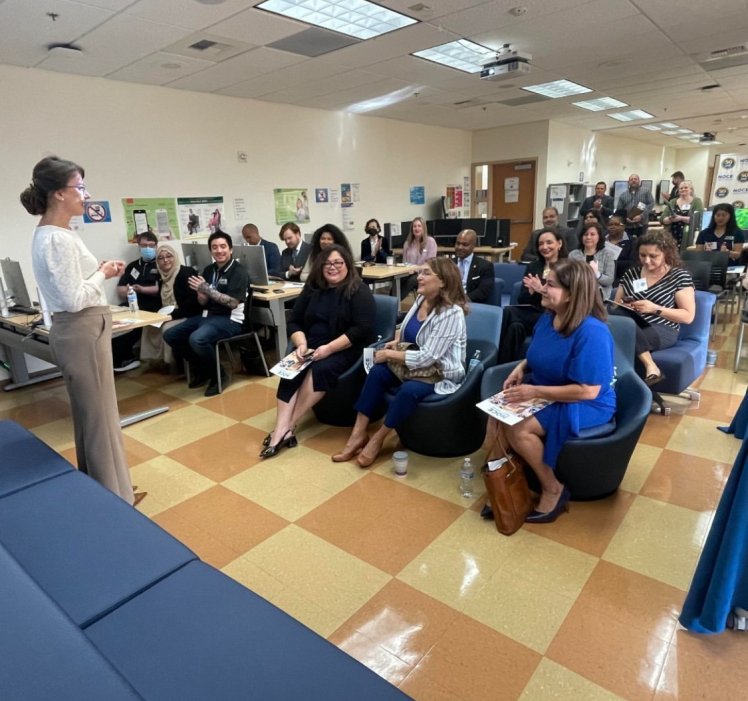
[491, 161, 536, 256]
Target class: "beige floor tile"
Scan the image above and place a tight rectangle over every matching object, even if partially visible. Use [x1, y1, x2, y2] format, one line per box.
[519, 658, 626, 701]
[620, 443, 662, 493]
[666, 415, 740, 464]
[271, 585, 351, 639]
[639, 413, 683, 449]
[29, 417, 76, 451]
[0, 396, 71, 428]
[696, 365, 748, 395]
[242, 525, 391, 623]
[221, 554, 288, 602]
[123, 404, 237, 453]
[686, 388, 745, 423]
[129, 455, 216, 516]
[462, 567, 577, 654]
[603, 496, 712, 591]
[117, 389, 188, 418]
[327, 628, 414, 685]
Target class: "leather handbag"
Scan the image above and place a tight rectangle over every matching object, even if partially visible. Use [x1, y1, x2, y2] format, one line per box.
[387, 342, 443, 384]
[481, 432, 533, 535]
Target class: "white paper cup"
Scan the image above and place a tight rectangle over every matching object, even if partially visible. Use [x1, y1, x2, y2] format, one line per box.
[386, 255, 395, 266]
[393, 450, 408, 477]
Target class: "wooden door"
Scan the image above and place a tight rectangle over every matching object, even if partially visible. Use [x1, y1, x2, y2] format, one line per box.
[491, 161, 536, 256]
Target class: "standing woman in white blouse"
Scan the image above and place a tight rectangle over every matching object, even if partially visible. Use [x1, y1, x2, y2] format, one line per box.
[20, 156, 136, 505]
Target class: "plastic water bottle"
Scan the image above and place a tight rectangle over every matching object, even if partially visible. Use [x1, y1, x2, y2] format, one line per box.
[127, 286, 139, 313]
[468, 349, 481, 373]
[459, 457, 475, 498]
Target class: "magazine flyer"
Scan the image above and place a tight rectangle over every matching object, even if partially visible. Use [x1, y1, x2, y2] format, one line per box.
[476, 390, 552, 425]
[270, 349, 314, 379]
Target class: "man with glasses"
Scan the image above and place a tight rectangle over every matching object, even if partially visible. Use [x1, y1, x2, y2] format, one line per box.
[164, 231, 249, 396]
[112, 231, 161, 372]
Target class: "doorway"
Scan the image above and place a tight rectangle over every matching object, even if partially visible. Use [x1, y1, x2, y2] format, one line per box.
[490, 161, 536, 256]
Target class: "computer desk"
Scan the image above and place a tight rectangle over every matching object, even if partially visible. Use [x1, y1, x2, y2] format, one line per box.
[358, 263, 420, 302]
[0, 307, 172, 427]
[251, 283, 304, 358]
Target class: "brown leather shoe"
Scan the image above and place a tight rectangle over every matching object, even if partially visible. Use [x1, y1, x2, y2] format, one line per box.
[133, 491, 147, 506]
[331, 436, 369, 463]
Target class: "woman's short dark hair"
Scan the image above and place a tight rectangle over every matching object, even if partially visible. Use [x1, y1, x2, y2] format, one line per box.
[552, 259, 607, 336]
[535, 227, 568, 259]
[365, 218, 381, 232]
[279, 221, 300, 240]
[310, 224, 353, 259]
[20, 156, 84, 216]
[637, 229, 681, 267]
[577, 222, 605, 252]
[208, 230, 233, 250]
[307, 244, 360, 298]
[427, 256, 468, 314]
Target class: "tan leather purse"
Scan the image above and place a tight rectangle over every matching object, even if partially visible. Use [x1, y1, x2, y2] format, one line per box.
[386, 342, 443, 384]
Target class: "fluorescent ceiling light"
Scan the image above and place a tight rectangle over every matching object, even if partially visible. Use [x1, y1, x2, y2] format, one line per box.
[660, 122, 678, 128]
[257, 0, 417, 40]
[572, 96, 627, 111]
[641, 124, 661, 131]
[677, 129, 694, 134]
[522, 79, 591, 98]
[608, 109, 654, 122]
[678, 135, 696, 140]
[662, 130, 679, 135]
[412, 40, 495, 74]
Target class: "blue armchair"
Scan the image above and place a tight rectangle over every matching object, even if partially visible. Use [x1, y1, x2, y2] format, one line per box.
[392, 303, 502, 457]
[494, 262, 526, 307]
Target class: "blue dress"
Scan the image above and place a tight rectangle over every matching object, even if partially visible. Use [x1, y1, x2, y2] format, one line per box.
[525, 314, 616, 468]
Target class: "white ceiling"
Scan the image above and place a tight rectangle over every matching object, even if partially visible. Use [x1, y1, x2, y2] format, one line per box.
[2, 0, 748, 148]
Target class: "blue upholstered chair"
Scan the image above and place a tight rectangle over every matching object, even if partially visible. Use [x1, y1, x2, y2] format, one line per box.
[480, 315, 651, 500]
[392, 303, 503, 457]
[485, 277, 503, 307]
[494, 262, 526, 307]
[649, 290, 716, 415]
[312, 294, 399, 426]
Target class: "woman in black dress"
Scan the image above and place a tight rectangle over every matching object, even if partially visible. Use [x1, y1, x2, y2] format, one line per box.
[261, 244, 376, 458]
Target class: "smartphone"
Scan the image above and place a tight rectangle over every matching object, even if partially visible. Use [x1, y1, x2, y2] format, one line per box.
[133, 209, 149, 235]
[622, 296, 635, 303]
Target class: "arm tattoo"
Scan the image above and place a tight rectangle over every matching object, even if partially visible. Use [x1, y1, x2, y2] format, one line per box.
[197, 282, 240, 309]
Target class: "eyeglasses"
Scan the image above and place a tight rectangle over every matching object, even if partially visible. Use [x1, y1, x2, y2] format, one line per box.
[417, 268, 437, 278]
[156, 254, 174, 262]
[64, 184, 88, 193]
[323, 259, 346, 270]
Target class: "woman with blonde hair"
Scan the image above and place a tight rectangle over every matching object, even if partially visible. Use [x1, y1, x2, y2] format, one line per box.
[400, 217, 437, 298]
[333, 256, 468, 467]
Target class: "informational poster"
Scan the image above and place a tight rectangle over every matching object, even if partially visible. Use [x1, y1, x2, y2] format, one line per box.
[274, 188, 309, 224]
[352, 183, 360, 202]
[463, 175, 471, 211]
[504, 190, 519, 203]
[711, 153, 748, 209]
[315, 188, 329, 203]
[83, 200, 111, 224]
[410, 186, 425, 205]
[340, 183, 352, 208]
[177, 196, 224, 239]
[122, 198, 180, 243]
[446, 185, 463, 210]
[330, 188, 339, 204]
[233, 197, 247, 222]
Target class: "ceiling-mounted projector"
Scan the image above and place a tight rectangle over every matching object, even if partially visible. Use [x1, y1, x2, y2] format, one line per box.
[699, 132, 716, 142]
[480, 49, 532, 80]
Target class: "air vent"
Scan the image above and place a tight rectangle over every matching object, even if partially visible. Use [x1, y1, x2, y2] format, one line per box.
[162, 33, 253, 63]
[694, 44, 748, 72]
[498, 94, 549, 107]
[709, 44, 747, 58]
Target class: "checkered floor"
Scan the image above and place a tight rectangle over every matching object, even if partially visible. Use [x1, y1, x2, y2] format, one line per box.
[3, 316, 748, 701]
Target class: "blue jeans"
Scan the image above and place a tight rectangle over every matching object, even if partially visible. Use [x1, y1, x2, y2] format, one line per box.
[355, 363, 435, 429]
[163, 314, 240, 379]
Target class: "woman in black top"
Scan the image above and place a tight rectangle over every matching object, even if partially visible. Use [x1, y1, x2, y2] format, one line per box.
[261, 245, 376, 458]
[498, 229, 568, 363]
[614, 230, 695, 385]
[360, 218, 391, 263]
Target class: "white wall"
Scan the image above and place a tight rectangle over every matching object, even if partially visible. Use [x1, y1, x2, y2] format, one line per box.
[1, 64, 471, 295]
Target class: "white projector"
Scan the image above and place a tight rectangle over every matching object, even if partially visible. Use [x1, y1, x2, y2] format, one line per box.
[480, 51, 532, 80]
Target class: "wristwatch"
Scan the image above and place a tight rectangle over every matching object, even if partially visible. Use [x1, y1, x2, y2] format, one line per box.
[655, 308, 662, 316]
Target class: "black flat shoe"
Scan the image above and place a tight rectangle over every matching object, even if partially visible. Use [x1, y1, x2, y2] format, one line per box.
[188, 374, 208, 388]
[259, 430, 296, 459]
[525, 486, 570, 524]
[644, 372, 666, 387]
[480, 502, 493, 520]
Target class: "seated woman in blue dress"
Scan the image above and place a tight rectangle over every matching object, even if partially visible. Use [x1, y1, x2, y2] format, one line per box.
[260, 244, 376, 458]
[486, 259, 616, 523]
[333, 256, 467, 467]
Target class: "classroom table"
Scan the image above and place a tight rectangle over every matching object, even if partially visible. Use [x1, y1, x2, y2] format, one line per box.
[251, 283, 304, 359]
[0, 308, 172, 426]
[392, 246, 514, 262]
[358, 263, 420, 301]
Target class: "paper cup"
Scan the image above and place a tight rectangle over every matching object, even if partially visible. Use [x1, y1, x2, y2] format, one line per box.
[386, 255, 394, 266]
[393, 450, 408, 477]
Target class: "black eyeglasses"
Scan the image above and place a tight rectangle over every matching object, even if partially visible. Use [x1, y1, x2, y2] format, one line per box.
[323, 259, 346, 269]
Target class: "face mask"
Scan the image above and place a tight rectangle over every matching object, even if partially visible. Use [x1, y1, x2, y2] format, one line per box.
[140, 246, 157, 261]
[366, 227, 379, 236]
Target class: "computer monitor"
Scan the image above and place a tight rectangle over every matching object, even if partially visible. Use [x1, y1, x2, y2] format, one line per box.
[0, 258, 33, 308]
[233, 245, 270, 287]
[432, 219, 462, 241]
[460, 218, 487, 238]
[612, 181, 628, 205]
[701, 210, 713, 231]
[656, 179, 671, 203]
[180, 242, 212, 272]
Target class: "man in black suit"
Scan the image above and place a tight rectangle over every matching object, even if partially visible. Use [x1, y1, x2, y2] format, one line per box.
[454, 229, 494, 303]
[279, 223, 311, 281]
[580, 181, 614, 222]
[241, 223, 282, 278]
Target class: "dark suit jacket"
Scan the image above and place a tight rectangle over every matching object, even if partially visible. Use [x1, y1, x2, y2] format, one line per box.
[360, 235, 391, 263]
[281, 241, 312, 280]
[579, 194, 614, 221]
[456, 255, 495, 303]
[259, 239, 282, 278]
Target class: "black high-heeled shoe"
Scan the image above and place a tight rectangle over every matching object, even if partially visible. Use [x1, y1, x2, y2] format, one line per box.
[525, 486, 570, 524]
[262, 431, 297, 449]
[259, 430, 296, 459]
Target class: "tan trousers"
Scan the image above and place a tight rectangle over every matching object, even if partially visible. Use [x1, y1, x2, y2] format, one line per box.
[50, 306, 133, 505]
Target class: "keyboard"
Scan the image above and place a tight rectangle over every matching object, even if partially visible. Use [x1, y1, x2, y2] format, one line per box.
[9, 305, 39, 315]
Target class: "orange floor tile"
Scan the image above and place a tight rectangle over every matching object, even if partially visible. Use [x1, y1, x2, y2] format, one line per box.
[3, 315, 747, 700]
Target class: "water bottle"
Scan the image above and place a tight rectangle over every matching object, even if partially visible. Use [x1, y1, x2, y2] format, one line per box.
[127, 286, 139, 313]
[468, 349, 481, 373]
[459, 457, 475, 498]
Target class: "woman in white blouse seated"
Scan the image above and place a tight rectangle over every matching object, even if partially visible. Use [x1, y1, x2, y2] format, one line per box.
[568, 222, 616, 300]
[333, 257, 467, 467]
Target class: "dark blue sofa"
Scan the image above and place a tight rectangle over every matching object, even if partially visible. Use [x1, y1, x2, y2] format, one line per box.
[0, 419, 409, 701]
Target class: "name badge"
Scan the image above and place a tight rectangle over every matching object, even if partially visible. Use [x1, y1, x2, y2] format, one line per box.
[218, 277, 228, 285]
[130, 269, 140, 280]
[637, 201, 646, 210]
[633, 278, 648, 293]
[707, 241, 717, 251]
[202, 310, 209, 318]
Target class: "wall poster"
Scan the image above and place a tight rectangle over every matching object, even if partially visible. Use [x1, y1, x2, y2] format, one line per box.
[177, 196, 224, 239]
[274, 188, 310, 224]
[121, 198, 180, 243]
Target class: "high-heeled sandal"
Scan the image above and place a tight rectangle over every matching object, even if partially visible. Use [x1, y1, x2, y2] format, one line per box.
[331, 436, 369, 463]
[259, 430, 297, 459]
[262, 430, 297, 449]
